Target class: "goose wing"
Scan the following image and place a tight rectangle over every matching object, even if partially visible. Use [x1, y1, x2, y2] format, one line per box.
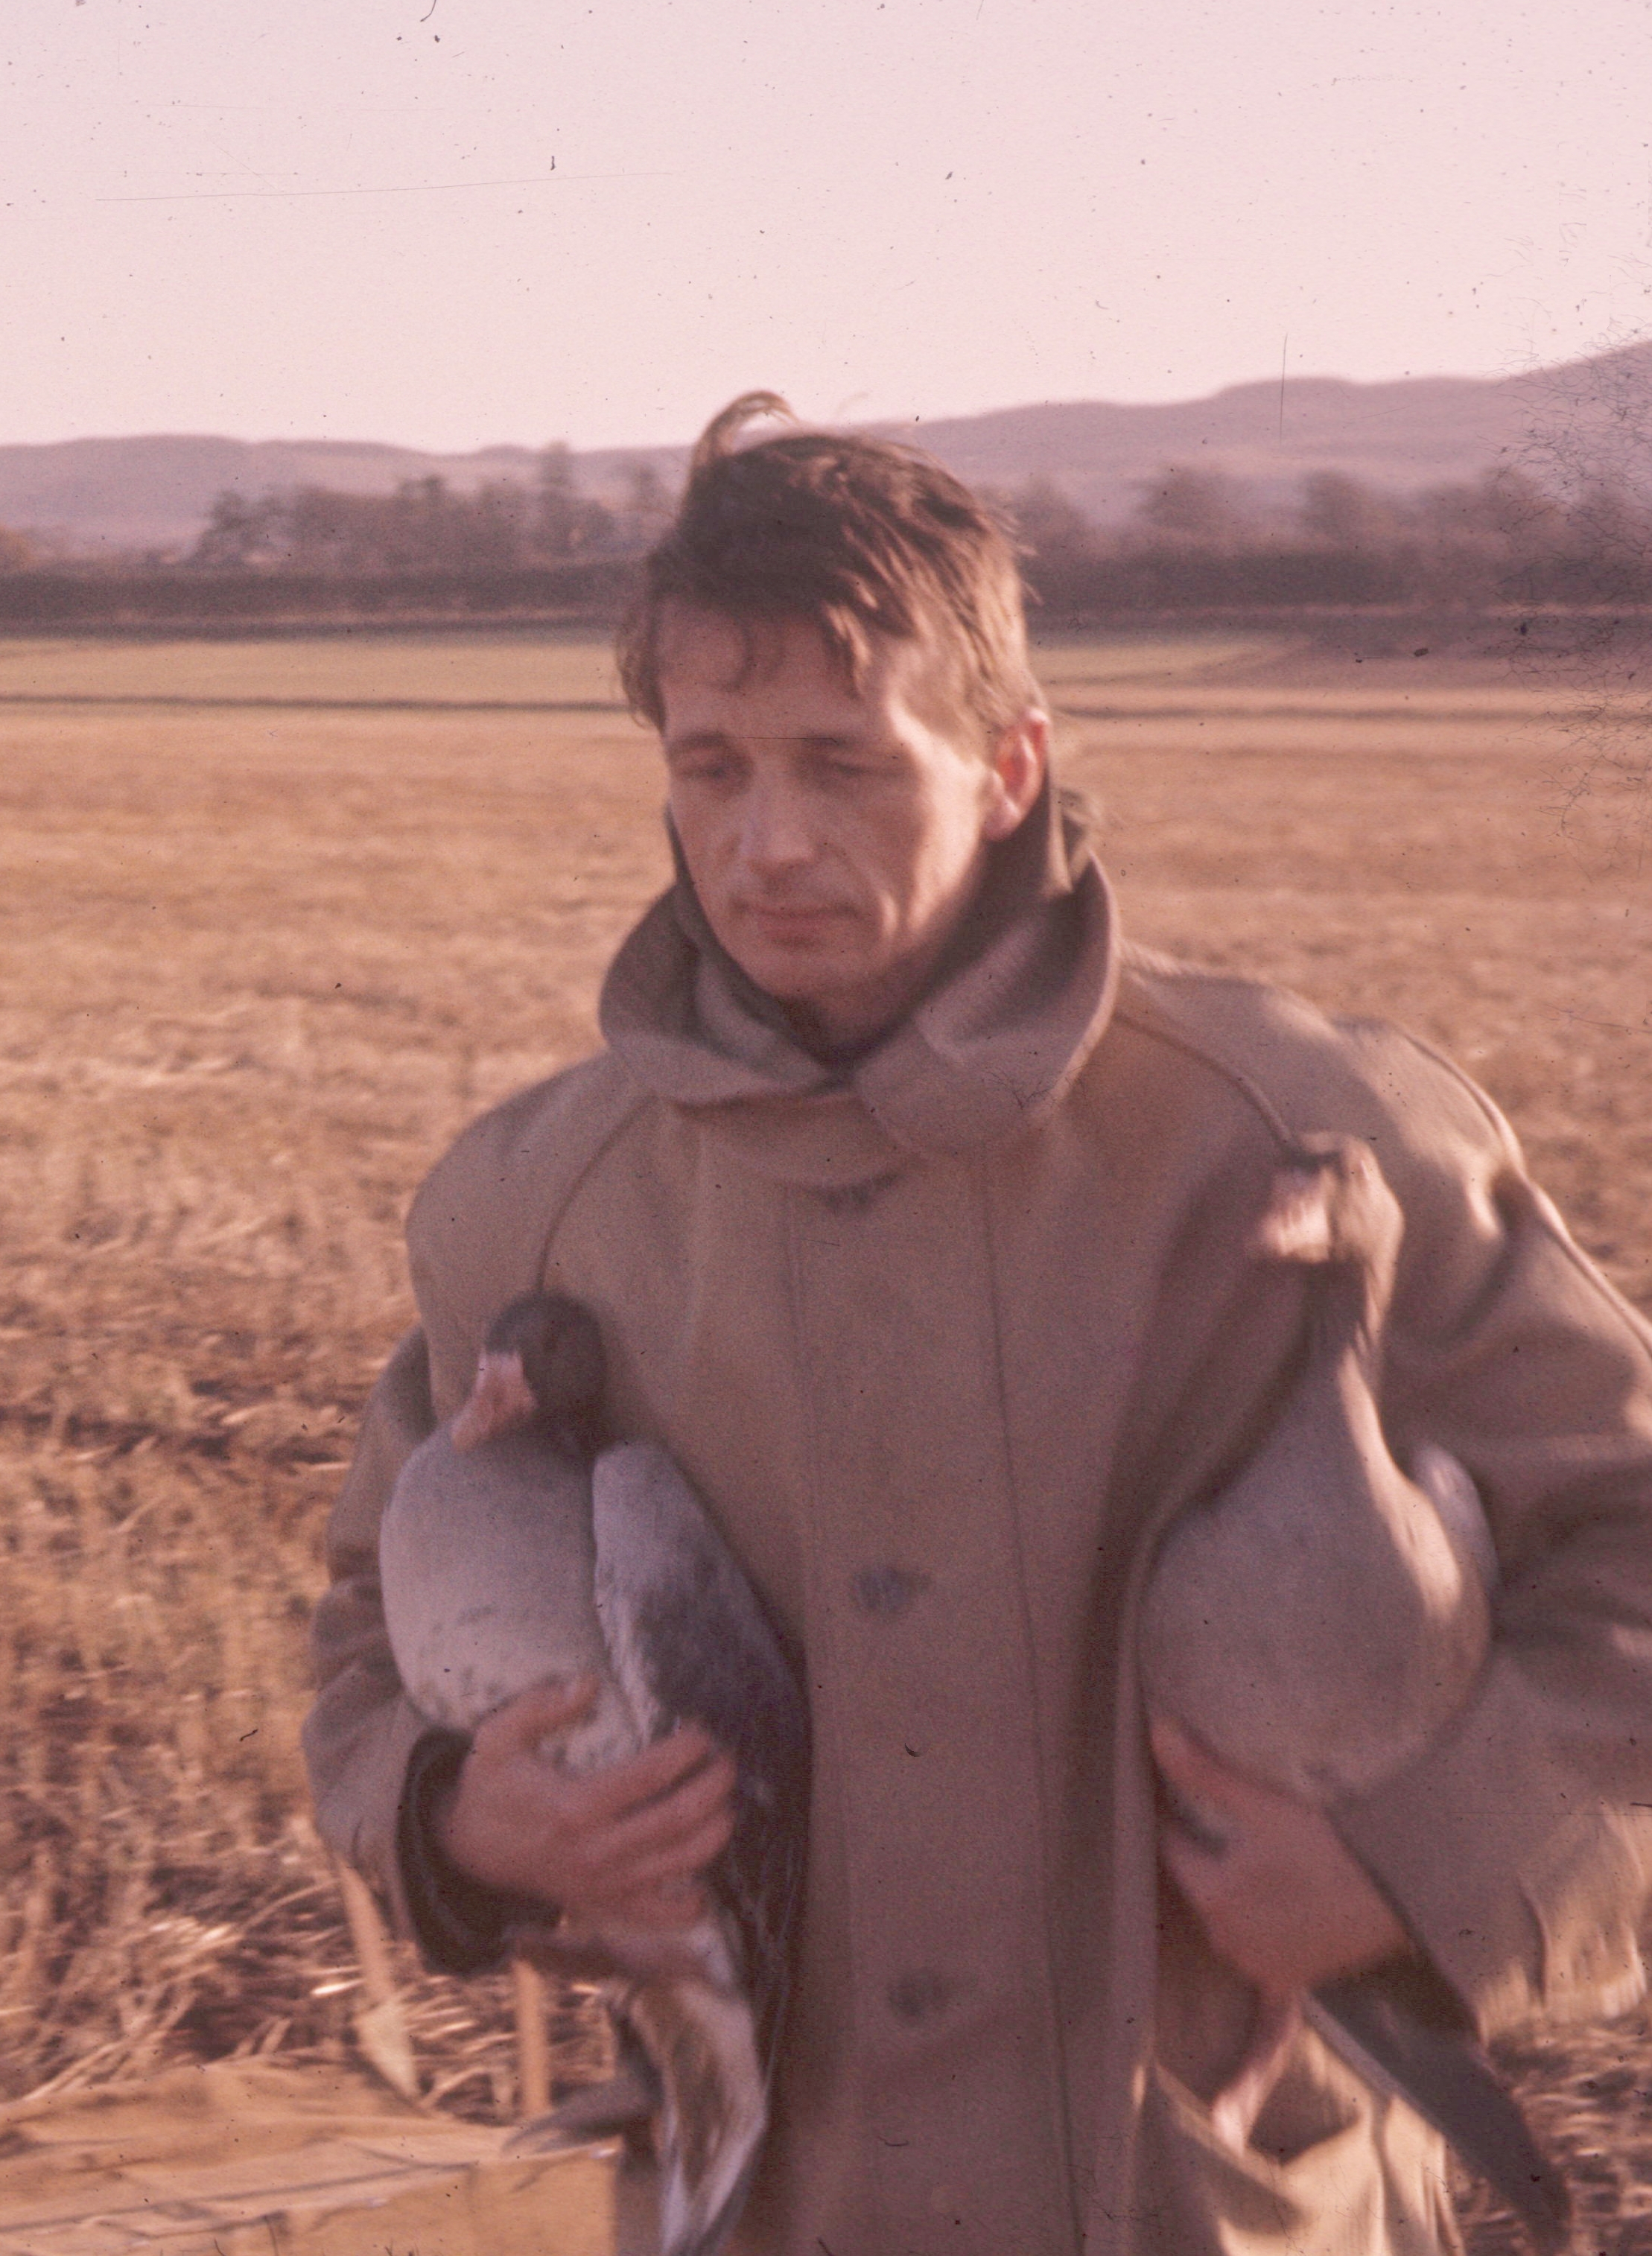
[591, 1441, 810, 2044]
[591, 1443, 810, 2256]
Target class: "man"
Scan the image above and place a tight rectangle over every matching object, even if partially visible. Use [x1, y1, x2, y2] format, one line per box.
[305, 395, 1652, 2255]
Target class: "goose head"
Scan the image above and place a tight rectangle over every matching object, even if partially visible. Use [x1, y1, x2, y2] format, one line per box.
[448, 1291, 606, 1458]
[1253, 1135, 1404, 1337]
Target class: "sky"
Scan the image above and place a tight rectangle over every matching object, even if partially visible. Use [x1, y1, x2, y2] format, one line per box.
[3, 0, 1651, 454]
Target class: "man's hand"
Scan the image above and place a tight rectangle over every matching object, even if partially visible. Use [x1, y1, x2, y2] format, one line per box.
[1152, 1718, 1411, 1993]
[437, 1677, 737, 1930]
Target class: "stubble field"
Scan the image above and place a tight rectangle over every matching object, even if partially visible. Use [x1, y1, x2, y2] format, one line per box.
[1, 624, 1650, 2248]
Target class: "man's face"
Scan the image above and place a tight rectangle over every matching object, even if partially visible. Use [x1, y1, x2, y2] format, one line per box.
[657, 605, 1045, 1051]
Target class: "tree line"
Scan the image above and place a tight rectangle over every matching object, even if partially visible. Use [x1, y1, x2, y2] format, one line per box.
[179, 456, 1652, 606]
[4, 452, 1651, 617]
[186, 446, 673, 573]
[1006, 463, 1652, 613]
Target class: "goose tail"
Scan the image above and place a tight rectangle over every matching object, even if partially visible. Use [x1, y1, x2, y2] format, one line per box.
[619, 1976, 768, 2256]
[1306, 1983, 1569, 2256]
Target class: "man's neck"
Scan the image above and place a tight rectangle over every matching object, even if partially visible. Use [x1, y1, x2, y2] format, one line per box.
[772, 910, 976, 1065]
[778, 1002, 894, 1071]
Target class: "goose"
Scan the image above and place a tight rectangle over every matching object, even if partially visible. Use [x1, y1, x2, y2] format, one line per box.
[379, 1293, 810, 2256]
[1140, 1135, 1568, 2253]
[1141, 1134, 1494, 1804]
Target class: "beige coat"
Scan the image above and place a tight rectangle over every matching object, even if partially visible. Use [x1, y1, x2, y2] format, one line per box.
[305, 796, 1652, 2256]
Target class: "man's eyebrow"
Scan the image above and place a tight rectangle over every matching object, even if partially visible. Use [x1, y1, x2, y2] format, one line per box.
[665, 727, 873, 754]
[664, 728, 735, 754]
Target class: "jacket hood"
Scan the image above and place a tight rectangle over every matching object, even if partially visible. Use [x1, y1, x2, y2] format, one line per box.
[599, 775, 1120, 1179]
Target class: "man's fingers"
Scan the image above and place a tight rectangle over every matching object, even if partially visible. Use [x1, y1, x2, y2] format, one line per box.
[1150, 1716, 1265, 1817]
[575, 1724, 728, 1826]
[449, 1703, 737, 1915]
[474, 1675, 599, 1756]
[611, 1809, 737, 1893]
[606, 1877, 711, 1929]
[1159, 1817, 1220, 1907]
[1154, 1738, 1413, 1995]
[587, 1750, 737, 1869]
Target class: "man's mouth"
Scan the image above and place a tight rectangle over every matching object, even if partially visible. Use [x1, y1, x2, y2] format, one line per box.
[737, 900, 848, 941]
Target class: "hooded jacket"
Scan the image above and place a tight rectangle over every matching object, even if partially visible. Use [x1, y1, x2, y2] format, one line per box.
[305, 784, 1652, 2255]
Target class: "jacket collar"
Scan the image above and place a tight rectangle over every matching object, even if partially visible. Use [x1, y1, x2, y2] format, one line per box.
[599, 775, 1120, 1175]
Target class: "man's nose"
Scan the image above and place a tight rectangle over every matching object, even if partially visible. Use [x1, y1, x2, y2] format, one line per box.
[737, 778, 816, 874]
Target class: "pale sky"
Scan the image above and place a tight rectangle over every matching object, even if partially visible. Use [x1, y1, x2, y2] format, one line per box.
[4, 0, 1650, 453]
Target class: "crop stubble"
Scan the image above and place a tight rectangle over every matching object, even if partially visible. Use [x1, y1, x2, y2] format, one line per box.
[1, 629, 1648, 2243]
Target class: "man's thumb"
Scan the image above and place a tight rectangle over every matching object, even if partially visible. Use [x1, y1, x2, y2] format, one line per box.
[480, 1674, 599, 1753]
[1150, 1715, 1240, 1809]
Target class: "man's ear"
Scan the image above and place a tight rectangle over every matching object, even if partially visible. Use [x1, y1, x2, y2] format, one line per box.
[981, 708, 1049, 841]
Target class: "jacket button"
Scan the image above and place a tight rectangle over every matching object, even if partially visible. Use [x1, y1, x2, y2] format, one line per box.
[816, 1169, 901, 1213]
[887, 1970, 956, 2023]
[852, 1565, 927, 1618]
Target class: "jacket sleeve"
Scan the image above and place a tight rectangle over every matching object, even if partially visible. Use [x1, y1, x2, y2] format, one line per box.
[1327, 1028, 1652, 2041]
[302, 1329, 439, 1922]
[300, 1059, 641, 1963]
[302, 1051, 645, 1958]
[302, 1326, 523, 1969]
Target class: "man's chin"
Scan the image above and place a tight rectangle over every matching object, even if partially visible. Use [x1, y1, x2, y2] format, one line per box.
[719, 935, 915, 1051]
[732, 947, 854, 1003]
[722, 933, 860, 1005]
[723, 915, 853, 981]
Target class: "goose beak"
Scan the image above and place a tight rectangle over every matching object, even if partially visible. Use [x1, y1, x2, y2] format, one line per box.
[451, 1350, 538, 1449]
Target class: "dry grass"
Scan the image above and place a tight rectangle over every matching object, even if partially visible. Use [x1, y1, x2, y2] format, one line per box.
[0, 632, 665, 2118]
[1, 625, 1649, 2240]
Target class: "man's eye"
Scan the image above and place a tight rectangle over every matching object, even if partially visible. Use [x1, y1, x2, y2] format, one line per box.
[676, 754, 741, 786]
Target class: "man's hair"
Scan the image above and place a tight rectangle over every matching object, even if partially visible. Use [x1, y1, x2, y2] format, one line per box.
[617, 392, 1041, 742]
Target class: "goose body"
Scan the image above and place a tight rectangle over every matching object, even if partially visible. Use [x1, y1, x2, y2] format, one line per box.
[1138, 1140, 1569, 2253]
[381, 1423, 640, 1766]
[378, 1296, 808, 2256]
[1140, 1136, 1495, 1802]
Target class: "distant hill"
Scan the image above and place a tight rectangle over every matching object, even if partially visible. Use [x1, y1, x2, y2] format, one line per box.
[3, 344, 1647, 557]
[0, 436, 555, 559]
